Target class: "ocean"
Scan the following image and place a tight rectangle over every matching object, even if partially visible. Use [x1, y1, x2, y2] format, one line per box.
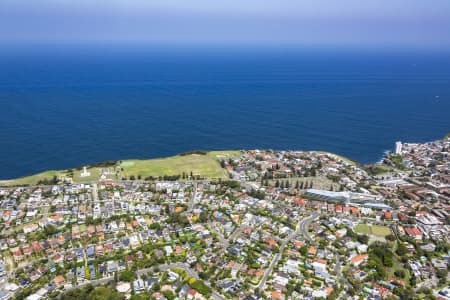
[0, 46, 449, 179]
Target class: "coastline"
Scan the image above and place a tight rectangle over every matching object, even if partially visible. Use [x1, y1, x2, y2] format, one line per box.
[2, 132, 448, 186]
[0, 149, 362, 187]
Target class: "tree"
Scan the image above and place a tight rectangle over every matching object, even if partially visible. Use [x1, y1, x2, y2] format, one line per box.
[119, 270, 135, 282]
[44, 224, 58, 237]
[395, 288, 415, 300]
[248, 189, 266, 200]
[88, 287, 124, 300]
[386, 234, 396, 242]
[346, 229, 357, 239]
[410, 275, 417, 287]
[396, 243, 408, 256]
[436, 269, 448, 285]
[299, 246, 308, 256]
[162, 291, 176, 300]
[319, 239, 328, 249]
[394, 270, 406, 278]
[383, 256, 394, 268]
[357, 234, 369, 244]
[130, 295, 151, 300]
[369, 242, 394, 279]
[199, 211, 208, 223]
[190, 279, 211, 296]
[60, 285, 94, 300]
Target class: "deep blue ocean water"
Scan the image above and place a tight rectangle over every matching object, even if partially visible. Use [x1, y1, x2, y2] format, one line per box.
[0, 46, 449, 179]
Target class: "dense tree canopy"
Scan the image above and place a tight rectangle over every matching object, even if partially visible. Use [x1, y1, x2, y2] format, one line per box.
[60, 285, 124, 300]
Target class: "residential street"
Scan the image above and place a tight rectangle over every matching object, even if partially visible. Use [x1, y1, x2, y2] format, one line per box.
[257, 212, 319, 290]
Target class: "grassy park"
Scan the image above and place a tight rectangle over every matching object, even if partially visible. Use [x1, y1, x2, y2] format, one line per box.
[0, 150, 240, 186]
[0, 170, 68, 187]
[354, 223, 391, 236]
[118, 150, 240, 180]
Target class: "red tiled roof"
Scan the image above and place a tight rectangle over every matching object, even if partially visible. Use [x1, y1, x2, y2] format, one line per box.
[404, 227, 422, 236]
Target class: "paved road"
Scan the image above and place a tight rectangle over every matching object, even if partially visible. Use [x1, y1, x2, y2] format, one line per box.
[188, 183, 197, 212]
[297, 212, 354, 290]
[414, 276, 438, 292]
[208, 221, 228, 248]
[299, 212, 320, 242]
[334, 253, 352, 289]
[257, 213, 319, 290]
[334, 254, 342, 277]
[92, 183, 99, 202]
[228, 223, 247, 243]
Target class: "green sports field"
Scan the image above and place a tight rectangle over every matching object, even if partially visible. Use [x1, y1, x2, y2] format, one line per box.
[118, 151, 240, 179]
[354, 223, 391, 236]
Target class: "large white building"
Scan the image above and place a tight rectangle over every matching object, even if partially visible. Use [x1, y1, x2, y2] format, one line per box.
[305, 189, 391, 210]
[395, 141, 402, 155]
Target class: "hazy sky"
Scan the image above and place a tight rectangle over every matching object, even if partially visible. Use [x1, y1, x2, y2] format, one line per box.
[1, 0, 450, 49]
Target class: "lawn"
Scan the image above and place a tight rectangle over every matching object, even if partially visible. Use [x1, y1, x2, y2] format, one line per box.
[0, 166, 112, 186]
[354, 224, 371, 235]
[0, 150, 240, 186]
[364, 163, 392, 175]
[388, 252, 411, 286]
[354, 224, 391, 237]
[0, 170, 67, 186]
[118, 150, 239, 180]
[371, 225, 392, 236]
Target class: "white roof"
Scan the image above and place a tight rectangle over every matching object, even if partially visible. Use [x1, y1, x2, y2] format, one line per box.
[116, 282, 131, 293]
[25, 294, 42, 300]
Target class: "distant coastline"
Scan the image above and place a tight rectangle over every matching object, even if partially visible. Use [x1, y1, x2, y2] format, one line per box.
[0, 149, 359, 187]
[3, 132, 450, 187]
[0, 146, 415, 186]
